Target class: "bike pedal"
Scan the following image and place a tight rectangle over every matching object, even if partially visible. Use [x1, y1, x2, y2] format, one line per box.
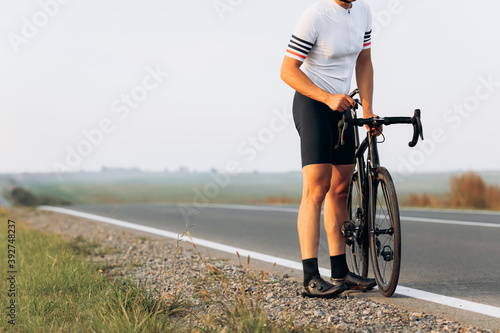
[381, 245, 394, 262]
[342, 221, 357, 238]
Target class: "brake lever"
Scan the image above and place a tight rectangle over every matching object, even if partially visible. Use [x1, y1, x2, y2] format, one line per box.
[349, 89, 359, 98]
[340, 113, 349, 146]
[337, 96, 360, 148]
[340, 102, 357, 146]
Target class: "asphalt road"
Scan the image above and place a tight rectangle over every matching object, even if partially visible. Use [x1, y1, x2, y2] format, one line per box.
[48, 203, 500, 328]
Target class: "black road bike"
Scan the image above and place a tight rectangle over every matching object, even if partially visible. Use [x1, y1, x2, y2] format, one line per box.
[341, 89, 424, 297]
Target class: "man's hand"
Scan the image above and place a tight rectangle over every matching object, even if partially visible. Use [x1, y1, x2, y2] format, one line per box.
[324, 93, 355, 112]
[364, 113, 383, 136]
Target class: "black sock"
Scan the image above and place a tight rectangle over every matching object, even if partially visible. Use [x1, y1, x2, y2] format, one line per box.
[302, 258, 319, 286]
[330, 254, 349, 279]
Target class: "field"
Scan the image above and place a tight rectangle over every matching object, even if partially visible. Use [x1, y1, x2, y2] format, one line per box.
[2, 169, 500, 209]
[2, 171, 304, 206]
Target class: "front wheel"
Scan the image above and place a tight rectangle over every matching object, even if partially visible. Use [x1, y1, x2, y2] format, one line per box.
[369, 167, 401, 297]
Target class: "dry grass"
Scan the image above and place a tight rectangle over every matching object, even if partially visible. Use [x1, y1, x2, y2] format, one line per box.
[405, 193, 440, 208]
[405, 171, 500, 211]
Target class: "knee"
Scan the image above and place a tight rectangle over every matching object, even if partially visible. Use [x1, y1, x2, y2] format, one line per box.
[303, 178, 331, 205]
[328, 181, 350, 202]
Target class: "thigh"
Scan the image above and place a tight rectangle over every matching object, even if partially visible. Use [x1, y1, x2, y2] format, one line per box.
[293, 92, 334, 167]
[302, 163, 333, 191]
[330, 164, 355, 191]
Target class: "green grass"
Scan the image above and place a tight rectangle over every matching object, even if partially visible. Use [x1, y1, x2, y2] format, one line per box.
[0, 210, 324, 332]
[0, 212, 182, 332]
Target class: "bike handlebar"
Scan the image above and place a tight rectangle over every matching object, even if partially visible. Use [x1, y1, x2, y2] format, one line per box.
[410, 110, 424, 147]
[341, 89, 424, 147]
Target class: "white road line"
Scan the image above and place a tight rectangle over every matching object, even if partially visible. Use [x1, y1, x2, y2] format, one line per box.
[401, 206, 500, 216]
[38, 205, 500, 319]
[399, 216, 500, 228]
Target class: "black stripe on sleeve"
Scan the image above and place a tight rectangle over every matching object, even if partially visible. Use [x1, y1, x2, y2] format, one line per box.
[287, 44, 310, 55]
[291, 34, 314, 47]
[364, 29, 372, 42]
[289, 40, 311, 53]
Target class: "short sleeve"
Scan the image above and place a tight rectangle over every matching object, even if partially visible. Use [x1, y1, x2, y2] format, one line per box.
[285, 9, 319, 62]
[363, 5, 372, 49]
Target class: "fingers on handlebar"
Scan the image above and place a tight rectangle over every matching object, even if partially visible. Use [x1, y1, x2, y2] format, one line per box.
[338, 95, 354, 112]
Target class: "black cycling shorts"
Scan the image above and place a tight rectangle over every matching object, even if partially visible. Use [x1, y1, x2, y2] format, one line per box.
[293, 91, 355, 167]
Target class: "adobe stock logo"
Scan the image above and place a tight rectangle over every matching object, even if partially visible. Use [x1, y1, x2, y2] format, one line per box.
[7, 0, 72, 53]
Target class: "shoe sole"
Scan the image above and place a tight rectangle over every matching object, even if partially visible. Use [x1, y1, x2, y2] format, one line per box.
[348, 286, 375, 292]
[301, 285, 347, 299]
[343, 284, 377, 292]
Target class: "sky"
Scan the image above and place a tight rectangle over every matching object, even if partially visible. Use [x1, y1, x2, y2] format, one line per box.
[1, 0, 499, 179]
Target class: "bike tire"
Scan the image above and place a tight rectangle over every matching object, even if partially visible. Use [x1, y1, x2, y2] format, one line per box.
[369, 167, 401, 297]
[346, 172, 369, 277]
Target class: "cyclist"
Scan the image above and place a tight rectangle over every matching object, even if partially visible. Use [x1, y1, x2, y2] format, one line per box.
[280, 0, 379, 298]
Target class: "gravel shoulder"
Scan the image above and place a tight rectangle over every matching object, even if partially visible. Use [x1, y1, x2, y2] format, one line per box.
[12, 207, 497, 333]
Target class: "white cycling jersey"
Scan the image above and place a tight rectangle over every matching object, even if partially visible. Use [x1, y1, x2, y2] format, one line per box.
[285, 0, 372, 95]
